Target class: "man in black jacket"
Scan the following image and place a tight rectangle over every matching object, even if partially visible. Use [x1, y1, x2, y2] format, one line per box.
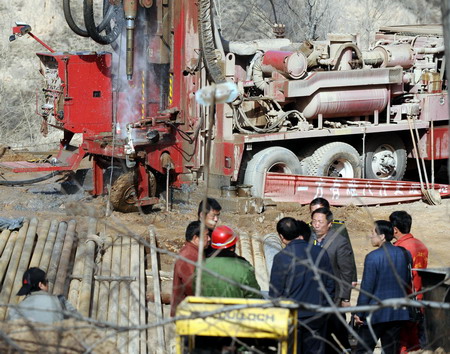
[270, 217, 335, 354]
[312, 207, 357, 353]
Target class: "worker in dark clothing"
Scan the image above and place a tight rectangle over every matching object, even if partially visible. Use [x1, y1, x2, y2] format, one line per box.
[311, 207, 357, 353]
[270, 217, 335, 354]
[309, 197, 350, 241]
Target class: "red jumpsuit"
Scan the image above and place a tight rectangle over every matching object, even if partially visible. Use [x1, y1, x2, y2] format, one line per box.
[394, 233, 429, 353]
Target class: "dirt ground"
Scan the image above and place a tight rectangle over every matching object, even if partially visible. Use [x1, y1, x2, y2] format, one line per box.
[0, 149, 449, 296]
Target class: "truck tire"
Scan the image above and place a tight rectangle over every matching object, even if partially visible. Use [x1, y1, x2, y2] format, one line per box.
[110, 170, 157, 213]
[244, 147, 302, 198]
[364, 134, 407, 180]
[307, 142, 361, 178]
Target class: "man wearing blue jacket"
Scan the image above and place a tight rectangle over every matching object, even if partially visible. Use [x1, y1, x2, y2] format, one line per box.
[270, 217, 335, 354]
[354, 220, 410, 354]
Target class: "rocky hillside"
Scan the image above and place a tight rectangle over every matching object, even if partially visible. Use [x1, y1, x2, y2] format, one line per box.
[0, 0, 441, 151]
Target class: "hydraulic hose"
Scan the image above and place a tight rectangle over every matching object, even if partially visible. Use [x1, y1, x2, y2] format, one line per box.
[83, 0, 124, 45]
[198, 0, 225, 83]
[63, 0, 116, 38]
[0, 172, 60, 186]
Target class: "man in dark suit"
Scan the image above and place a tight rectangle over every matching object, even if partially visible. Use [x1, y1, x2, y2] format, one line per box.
[354, 220, 410, 354]
[311, 207, 357, 353]
[270, 217, 335, 354]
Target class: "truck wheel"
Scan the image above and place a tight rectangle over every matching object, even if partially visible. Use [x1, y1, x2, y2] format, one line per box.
[364, 134, 407, 180]
[307, 142, 361, 178]
[244, 147, 302, 198]
[110, 171, 157, 213]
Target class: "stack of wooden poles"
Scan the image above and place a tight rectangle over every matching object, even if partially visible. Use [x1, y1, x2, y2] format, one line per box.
[0, 217, 147, 354]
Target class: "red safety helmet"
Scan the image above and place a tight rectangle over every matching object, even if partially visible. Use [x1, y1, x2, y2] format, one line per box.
[211, 225, 238, 249]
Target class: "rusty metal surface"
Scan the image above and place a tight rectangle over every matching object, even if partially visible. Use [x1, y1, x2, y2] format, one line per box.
[264, 172, 450, 206]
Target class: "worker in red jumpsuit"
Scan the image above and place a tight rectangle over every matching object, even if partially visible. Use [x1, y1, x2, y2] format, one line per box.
[390, 211, 429, 352]
[170, 220, 211, 316]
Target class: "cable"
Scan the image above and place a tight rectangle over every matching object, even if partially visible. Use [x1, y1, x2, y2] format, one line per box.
[0, 172, 60, 186]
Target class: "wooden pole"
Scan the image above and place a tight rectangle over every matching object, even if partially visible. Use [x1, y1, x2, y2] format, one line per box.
[149, 226, 165, 354]
[0, 219, 29, 320]
[9, 218, 39, 304]
[0, 230, 11, 257]
[47, 221, 68, 293]
[29, 219, 51, 268]
[53, 220, 77, 295]
[38, 219, 59, 272]
[78, 218, 97, 317]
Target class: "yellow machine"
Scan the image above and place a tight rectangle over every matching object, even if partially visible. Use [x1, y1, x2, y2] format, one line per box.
[175, 296, 298, 353]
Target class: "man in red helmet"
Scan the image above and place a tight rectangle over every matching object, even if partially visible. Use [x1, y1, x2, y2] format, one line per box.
[170, 220, 211, 316]
[196, 225, 261, 298]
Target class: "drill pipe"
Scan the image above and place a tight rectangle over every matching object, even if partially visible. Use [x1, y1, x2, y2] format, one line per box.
[124, 0, 138, 80]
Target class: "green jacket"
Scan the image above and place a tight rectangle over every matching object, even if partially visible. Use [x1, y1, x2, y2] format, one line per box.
[197, 250, 261, 298]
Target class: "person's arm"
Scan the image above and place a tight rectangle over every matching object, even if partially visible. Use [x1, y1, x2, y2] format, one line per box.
[335, 237, 357, 301]
[243, 265, 262, 299]
[269, 252, 287, 298]
[356, 254, 377, 321]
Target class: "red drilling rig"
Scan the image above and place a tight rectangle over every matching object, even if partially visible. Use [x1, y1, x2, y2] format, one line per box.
[7, 1, 449, 210]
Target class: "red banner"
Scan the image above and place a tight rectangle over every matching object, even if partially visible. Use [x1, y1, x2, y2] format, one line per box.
[264, 173, 450, 206]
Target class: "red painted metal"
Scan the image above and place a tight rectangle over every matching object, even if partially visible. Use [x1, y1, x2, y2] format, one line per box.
[264, 172, 450, 206]
[37, 52, 113, 134]
[425, 126, 449, 160]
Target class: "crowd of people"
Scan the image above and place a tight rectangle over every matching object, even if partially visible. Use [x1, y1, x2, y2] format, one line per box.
[171, 197, 429, 354]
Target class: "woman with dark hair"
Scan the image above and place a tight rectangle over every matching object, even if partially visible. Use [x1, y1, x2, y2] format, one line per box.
[354, 220, 410, 354]
[8, 267, 78, 324]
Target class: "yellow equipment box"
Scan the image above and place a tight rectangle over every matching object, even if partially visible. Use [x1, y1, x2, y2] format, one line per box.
[176, 296, 298, 353]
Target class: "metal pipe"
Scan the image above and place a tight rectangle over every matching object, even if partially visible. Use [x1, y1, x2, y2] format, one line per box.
[124, 0, 138, 80]
[39, 220, 60, 272]
[0, 219, 29, 320]
[79, 218, 98, 317]
[29, 219, 51, 268]
[47, 221, 68, 294]
[53, 220, 77, 295]
[262, 233, 283, 280]
[10, 218, 39, 303]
